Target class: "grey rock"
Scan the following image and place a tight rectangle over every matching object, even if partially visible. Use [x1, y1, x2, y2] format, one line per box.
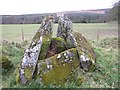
[57, 15, 73, 40]
[19, 16, 55, 84]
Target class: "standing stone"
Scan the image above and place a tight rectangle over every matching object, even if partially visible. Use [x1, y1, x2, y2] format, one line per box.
[56, 15, 96, 71]
[57, 15, 73, 41]
[57, 15, 76, 48]
[72, 32, 96, 71]
[19, 16, 55, 84]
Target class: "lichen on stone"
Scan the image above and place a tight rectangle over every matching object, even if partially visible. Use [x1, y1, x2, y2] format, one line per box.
[72, 32, 96, 71]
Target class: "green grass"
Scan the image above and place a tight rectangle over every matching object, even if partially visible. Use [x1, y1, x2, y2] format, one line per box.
[1, 24, 40, 43]
[1, 23, 118, 43]
[73, 23, 118, 40]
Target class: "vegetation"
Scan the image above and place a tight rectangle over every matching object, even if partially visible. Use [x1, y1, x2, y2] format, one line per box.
[1, 8, 111, 24]
[108, 0, 120, 22]
[0, 54, 13, 70]
[1, 23, 118, 43]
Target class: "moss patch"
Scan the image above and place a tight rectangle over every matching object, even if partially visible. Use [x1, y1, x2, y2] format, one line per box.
[31, 32, 42, 44]
[38, 34, 52, 60]
[24, 67, 34, 80]
[15, 67, 20, 83]
[0, 54, 13, 69]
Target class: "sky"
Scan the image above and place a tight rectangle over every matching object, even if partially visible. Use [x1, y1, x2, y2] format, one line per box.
[0, 0, 118, 15]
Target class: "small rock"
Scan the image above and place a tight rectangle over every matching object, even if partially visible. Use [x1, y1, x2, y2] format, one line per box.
[47, 64, 52, 69]
[57, 54, 61, 59]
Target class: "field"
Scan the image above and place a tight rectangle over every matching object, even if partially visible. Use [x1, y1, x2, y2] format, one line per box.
[1, 23, 118, 43]
[0, 23, 119, 88]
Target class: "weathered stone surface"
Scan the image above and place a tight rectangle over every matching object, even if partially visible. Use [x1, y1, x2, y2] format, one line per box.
[36, 48, 80, 84]
[56, 15, 96, 71]
[57, 16, 76, 49]
[40, 16, 55, 35]
[57, 15, 73, 41]
[56, 30, 96, 82]
[19, 16, 55, 84]
[72, 32, 96, 71]
[66, 33, 77, 48]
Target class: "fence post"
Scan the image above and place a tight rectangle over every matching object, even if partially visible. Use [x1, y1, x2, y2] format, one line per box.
[21, 29, 24, 42]
[97, 33, 99, 41]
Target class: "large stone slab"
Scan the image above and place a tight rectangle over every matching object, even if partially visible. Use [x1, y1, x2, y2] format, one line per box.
[36, 48, 80, 84]
[72, 32, 96, 71]
[57, 15, 73, 41]
[19, 16, 55, 84]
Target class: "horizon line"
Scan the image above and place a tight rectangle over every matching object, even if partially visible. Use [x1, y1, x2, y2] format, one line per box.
[1, 8, 111, 16]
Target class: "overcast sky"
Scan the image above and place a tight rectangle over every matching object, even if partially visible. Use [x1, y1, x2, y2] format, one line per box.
[0, 0, 117, 15]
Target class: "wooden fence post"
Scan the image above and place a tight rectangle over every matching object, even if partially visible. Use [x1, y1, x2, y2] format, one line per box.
[97, 33, 99, 41]
[21, 29, 24, 42]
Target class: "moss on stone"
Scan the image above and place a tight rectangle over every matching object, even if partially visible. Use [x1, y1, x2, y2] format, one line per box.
[72, 32, 96, 71]
[48, 37, 67, 54]
[15, 67, 20, 83]
[37, 48, 80, 84]
[73, 32, 96, 59]
[38, 34, 52, 60]
[52, 37, 65, 42]
[31, 32, 42, 44]
[24, 67, 34, 80]
[42, 64, 72, 84]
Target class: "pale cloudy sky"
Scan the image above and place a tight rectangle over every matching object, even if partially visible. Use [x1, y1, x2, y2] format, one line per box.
[0, 0, 117, 15]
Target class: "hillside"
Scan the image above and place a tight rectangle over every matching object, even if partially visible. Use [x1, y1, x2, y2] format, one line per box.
[56, 8, 110, 16]
[1, 8, 111, 24]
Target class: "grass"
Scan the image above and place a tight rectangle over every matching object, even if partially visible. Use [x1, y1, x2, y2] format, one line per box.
[1, 23, 118, 43]
[0, 23, 119, 88]
[73, 23, 118, 40]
